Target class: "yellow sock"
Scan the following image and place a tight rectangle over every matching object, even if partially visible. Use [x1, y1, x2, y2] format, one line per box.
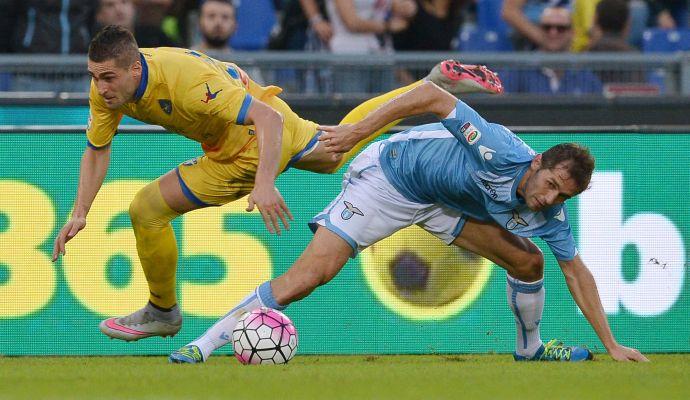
[332, 80, 425, 170]
[129, 180, 182, 309]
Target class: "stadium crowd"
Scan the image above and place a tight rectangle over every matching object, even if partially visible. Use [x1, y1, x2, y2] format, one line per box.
[0, 0, 688, 94]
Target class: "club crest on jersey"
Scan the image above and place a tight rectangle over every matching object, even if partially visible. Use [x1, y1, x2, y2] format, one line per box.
[460, 122, 481, 145]
[182, 157, 200, 166]
[506, 210, 529, 230]
[554, 208, 566, 221]
[158, 99, 173, 115]
[201, 83, 222, 104]
[341, 201, 364, 220]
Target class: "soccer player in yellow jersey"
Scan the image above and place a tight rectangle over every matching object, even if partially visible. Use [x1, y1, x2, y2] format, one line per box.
[50, 25, 503, 341]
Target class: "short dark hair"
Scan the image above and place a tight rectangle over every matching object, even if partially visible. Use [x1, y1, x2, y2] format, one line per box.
[596, 0, 629, 34]
[540, 143, 595, 193]
[202, 0, 234, 6]
[88, 25, 139, 67]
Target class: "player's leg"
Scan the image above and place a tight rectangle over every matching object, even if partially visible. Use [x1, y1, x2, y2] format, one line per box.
[293, 79, 426, 173]
[100, 157, 253, 342]
[294, 60, 504, 174]
[170, 142, 416, 363]
[452, 218, 592, 361]
[169, 226, 353, 363]
[99, 169, 204, 341]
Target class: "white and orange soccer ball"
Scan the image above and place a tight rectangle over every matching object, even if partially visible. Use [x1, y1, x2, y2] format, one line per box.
[232, 307, 298, 365]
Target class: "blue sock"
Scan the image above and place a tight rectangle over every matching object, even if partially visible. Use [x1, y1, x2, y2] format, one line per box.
[257, 281, 286, 310]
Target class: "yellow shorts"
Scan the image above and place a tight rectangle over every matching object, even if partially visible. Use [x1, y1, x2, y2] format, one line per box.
[176, 126, 320, 206]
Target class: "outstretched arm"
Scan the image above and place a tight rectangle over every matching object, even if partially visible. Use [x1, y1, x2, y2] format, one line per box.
[319, 81, 456, 153]
[243, 99, 293, 235]
[558, 255, 649, 362]
[52, 145, 111, 261]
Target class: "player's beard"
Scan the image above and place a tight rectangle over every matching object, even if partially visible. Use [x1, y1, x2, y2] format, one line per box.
[202, 32, 230, 49]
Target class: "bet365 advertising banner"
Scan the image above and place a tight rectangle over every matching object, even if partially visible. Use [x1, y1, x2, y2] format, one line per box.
[0, 106, 688, 355]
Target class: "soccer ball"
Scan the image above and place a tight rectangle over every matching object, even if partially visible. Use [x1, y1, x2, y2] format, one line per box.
[232, 307, 298, 365]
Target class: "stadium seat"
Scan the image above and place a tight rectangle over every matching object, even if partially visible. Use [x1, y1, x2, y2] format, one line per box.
[642, 28, 690, 52]
[457, 27, 513, 52]
[230, 0, 277, 51]
[641, 29, 690, 93]
[0, 73, 11, 91]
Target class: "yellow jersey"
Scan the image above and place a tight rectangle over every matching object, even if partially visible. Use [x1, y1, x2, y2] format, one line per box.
[86, 47, 318, 163]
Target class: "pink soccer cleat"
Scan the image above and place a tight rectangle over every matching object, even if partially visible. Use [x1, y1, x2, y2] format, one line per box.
[427, 60, 504, 95]
[99, 302, 182, 342]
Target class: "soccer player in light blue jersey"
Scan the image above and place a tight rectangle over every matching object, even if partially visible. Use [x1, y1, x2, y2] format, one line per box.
[171, 79, 649, 363]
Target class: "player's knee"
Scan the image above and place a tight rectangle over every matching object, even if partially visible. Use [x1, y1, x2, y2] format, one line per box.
[511, 249, 544, 282]
[317, 155, 345, 174]
[129, 185, 178, 229]
[326, 155, 345, 174]
[129, 190, 149, 227]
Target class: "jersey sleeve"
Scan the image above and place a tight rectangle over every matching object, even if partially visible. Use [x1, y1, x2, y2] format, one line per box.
[540, 206, 578, 261]
[184, 75, 254, 125]
[440, 99, 535, 173]
[86, 81, 123, 149]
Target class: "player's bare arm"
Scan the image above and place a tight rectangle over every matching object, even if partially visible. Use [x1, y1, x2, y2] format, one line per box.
[558, 255, 649, 362]
[52, 145, 111, 261]
[243, 98, 294, 235]
[318, 81, 457, 153]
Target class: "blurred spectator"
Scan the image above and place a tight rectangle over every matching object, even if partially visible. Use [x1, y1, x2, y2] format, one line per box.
[193, 0, 236, 54]
[271, 0, 332, 50]
[2, 0, 97, 54]
[589, 0, 635, 51]
[96, 0, 179, 47]
[647, 0, 687, 29]
[502, 6, 603, 94]
[326, 0, 416, 92]
[132, 0, 180, 47]
[269, 1, 333, 94]
[570, 0, 598, 51]
[96, 0, 136, 32]
[327, 0, 416, 54]
[0, 0, 14, 52]
[502, 0, 570, 50]
[589, 0, 644, 86]
[393, 0, 465, 51]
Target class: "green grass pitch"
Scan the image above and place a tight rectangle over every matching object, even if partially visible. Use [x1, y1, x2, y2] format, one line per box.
[1, 354, 688, 399]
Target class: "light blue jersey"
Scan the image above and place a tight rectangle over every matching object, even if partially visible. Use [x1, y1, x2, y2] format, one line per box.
[379, 100, 577, 261]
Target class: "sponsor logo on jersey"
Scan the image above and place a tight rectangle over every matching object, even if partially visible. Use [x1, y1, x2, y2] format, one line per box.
[480, 179, 498, 199]
[86, 112, 92, 131]
[554, 208, 566, 221]
[461, 122, 481, 145]
[479, 145, 496, 161]
[201, 83, 223, 104]
[158, 99, 173, 115]
[506, 210, 529, 230]
[341, 201, 364, 220]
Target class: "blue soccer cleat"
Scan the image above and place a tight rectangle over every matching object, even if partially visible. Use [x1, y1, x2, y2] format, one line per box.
[169, 344, 204, 364]
[514, 339, 594, 362]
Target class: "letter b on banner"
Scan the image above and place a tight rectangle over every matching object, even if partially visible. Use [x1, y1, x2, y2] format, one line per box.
[579, 172, 685, 316]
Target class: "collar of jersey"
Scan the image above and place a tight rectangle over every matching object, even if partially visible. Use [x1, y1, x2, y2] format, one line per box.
[133, 53, 149, 102]
[509, 163, 530, 206]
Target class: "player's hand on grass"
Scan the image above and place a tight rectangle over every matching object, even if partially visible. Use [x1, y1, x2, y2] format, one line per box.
[52, 216, 86, 261]
[318, 124, 360, 157]
[608, 344, 649, 362]
[247, 184, 293, 235]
